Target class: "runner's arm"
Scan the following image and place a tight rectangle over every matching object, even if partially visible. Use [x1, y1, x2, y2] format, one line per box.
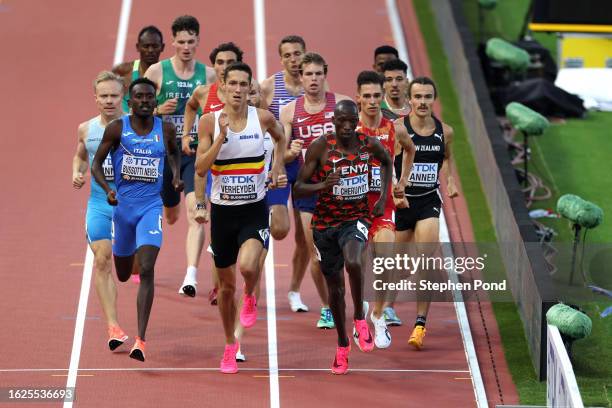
[279, 101, 301, 162]
[260, 109, 287, 173]
[195, 113, 224, 176]
[163, 122, 182, 191]
[441, 123, 458, 197]
[368, 136, 393, 211]
[91, 120, 122, 195]
[394, 121, 415, 189]
[72, 122, 89, 188]
[183, 85, 206, 139]
[260, 75, 274, 109]
[293, 137, 335, 198]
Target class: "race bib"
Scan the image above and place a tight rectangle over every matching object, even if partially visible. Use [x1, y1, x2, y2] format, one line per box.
[409, 162, 438, 187]
[370, 166, 381, 192]
[103, 155, 114, 181]
[121, 155, 160, 183]
[219, 174, 257, 201]
[163, 114, 198, 141]
[333, 173, 369, 200]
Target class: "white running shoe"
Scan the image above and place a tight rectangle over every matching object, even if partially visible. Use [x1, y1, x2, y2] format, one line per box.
[370, 311, 392, 349]
[288, 291, 309, 312]
[235, 349, 246, 362]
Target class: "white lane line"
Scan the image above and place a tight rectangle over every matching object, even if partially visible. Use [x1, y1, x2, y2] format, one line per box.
[113, 0, 132, 65]
[385, 0, 414, 80]
[63, 247, 94, 407]
[253, 1, 279, 406]
[440, 212, 488, 408]
[254, 0, 268, 83]
[385, 0, 488, 405]
[2, 367, 470, 373]
[64, 1, 132, 407]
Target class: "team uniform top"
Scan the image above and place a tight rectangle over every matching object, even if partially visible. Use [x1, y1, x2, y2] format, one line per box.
[396, 116, 445, 197]
[312, 133, 371, 230]
[269, 71, 303, 120]
[203, 82, 224, 114]
[157, 59, 207, 144]
[85, 116, 116, 199]
[121, 60, 141, 112]
[357, 117, 395, 206]
[291, 92, 336, 166]
[111, 116, 166, 199]
[380, 99, 409, 118]
[209, 106, 267, 206]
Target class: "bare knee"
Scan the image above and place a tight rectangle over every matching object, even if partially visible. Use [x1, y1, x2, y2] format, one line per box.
[94, 255, 111, 275]
[164, 207, 180, 225]
[344, 257, 362, 274]
[271, 223, 289, 240]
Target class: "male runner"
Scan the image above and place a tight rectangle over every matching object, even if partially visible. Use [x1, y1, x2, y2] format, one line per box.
[395, 76, 458, 350]
[355, 71, 415, 348]
[294, 100, 393, 374]
[179, 41, 243, 298]
[279, 52, 351, 328]
[381, 59, 411, 119]
[195, 62, 287, 374]
[113, 25, 164, 113]
[92, 78, 183, 362]
[373, 45, 398, 73]
[145, 15, 215, 298]
[260, 35, 308, 312]
[72, 71, 129, 350]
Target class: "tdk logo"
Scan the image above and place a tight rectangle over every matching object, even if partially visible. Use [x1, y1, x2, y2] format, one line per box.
[223, 175, 254, 183]
[341, 175, 367, 185]
[239, 133, 259, 140]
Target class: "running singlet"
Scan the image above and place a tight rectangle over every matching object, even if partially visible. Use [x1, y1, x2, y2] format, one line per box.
[381, 98, 409, 118]
[203, 82, 224, 114]
[269, 71, 303, 120]
[312, 133, 371, 230]
[121, 60, 141, 112]
[111, 116, 166, 198]
[85, 116, 115, 198]
[210, 106, 267, 206]
[357, 117, 395, 198]
[395, 116, 445, 197]
[157, 59, 207, 143]
[291, 92, 336, 163]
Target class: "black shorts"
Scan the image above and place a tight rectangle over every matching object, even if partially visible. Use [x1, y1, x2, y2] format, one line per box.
[210, 199, 269, 269]
[313, 219, 370, 277]
[160, 153, 196, 208]
[395, 191, 442, 231]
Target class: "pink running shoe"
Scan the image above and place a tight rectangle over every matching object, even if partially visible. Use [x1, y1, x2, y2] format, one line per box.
[352, 319, 374, 352]
[131, 274, 140, 284]
[240, 294, 257, 328]
[331, 345, 350, 375]
[220, 343, 239, 374]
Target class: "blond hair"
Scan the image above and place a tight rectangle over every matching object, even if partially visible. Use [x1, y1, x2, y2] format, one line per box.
[93, 71, 124, 93]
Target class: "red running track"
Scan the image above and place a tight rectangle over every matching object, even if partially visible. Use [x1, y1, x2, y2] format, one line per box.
[0, 0, 515, 406]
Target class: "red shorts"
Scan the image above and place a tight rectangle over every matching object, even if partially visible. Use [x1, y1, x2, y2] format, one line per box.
[367, 192, 395, 239]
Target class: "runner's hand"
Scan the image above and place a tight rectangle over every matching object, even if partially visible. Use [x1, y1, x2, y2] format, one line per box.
[107, 190, 118, 206]
[157, 98, 178, 115]
[287, 139, 303, 161]
[218, 112, 229, 136]
[173, 178, 184, 193]
[323, 171, 341, 189]
[269, 172, 287, 189]
[447, 179, 459, 198]
[393, 184, 409, 208]
[182, 135, 195, 155]
[72, 172, 85, 189]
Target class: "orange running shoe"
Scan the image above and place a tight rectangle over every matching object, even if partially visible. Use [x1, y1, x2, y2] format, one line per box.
[408, 326, 427, 350]
[129, 337, 146, 362]
[107, 326, 128, 351]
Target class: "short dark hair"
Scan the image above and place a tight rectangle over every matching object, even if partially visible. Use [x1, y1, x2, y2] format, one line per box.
[382, 59, 408, 75]
[223, 62, 252, 83]
[278, 35, 306, 56]
[299, 52, 327, 75]
[129, 77, 157, 96]
[408, 76, 437, 99]
[171, 15, 199, 36]
[209, 42, 244, 64]
[357, 70, 384, 90]
[374, 45, 398, 59]
[137, 25, 163, 44]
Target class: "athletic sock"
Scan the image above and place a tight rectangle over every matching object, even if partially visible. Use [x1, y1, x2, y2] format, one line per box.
[415, 315, 427, 327]
[186, 265, 197, 282]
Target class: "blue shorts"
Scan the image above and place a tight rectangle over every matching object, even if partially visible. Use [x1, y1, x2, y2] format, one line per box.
[293, 192, 317, 213]
[112, 195, 163, 257]
[205, 170, 212, 197]
[86, 196, 112, 243]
